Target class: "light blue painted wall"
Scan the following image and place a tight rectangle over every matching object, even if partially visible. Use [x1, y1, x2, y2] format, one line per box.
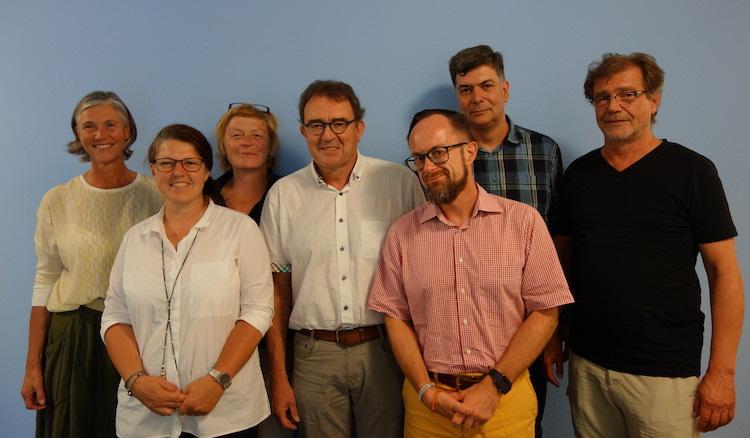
[1, 1, 747, 436]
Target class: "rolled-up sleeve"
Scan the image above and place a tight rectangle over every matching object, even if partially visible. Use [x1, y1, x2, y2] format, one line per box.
[100, 230, 134, 342]
[237, 223, 274, 335]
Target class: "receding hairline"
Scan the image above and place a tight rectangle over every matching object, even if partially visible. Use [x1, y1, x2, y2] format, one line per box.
[408, 111, 473, 145]
[302, 94, 357, 118]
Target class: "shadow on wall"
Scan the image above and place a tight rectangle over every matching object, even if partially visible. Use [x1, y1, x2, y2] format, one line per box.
[406, 84, 457, 122]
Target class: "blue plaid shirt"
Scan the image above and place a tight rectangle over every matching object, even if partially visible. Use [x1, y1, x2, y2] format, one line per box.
[473, 116, 563, 223]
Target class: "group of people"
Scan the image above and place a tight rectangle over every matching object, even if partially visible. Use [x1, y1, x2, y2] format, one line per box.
[20, 44, 742, 438]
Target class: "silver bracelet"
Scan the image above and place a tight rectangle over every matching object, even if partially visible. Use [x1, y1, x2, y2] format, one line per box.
[126, 371, 147, 396]
[418, 382, 436, 403]
[123, 369, 145, 390]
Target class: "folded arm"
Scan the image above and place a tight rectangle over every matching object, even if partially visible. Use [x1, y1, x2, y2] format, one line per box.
[104, 323, 185, 416]
[384, 316, 474, 425]
[459, 307, 559, 429]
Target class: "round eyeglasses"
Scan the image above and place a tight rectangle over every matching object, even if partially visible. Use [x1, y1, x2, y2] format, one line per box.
[590, 91, 648, 107]
[151, 158, 204, 172]
[405, 143, 467, 171]
[303, 120, 356, 136]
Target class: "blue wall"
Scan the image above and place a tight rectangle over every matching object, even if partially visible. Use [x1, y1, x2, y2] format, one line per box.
[1, 1, 748, 436]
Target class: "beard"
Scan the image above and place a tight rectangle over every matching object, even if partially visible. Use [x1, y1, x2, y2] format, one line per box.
[423, 163, 469, 205]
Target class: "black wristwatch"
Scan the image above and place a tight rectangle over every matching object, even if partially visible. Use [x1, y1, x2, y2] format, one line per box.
[488, 369, 512, 394]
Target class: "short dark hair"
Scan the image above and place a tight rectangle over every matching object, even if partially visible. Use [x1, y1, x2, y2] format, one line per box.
[298, 80, 365, 123]
[148, 124, 219, 201]
[68, 91, 137, 162]
[449, 45, 505, 86]
[148, 124, 212, 170]
[407, 109, 474, 142]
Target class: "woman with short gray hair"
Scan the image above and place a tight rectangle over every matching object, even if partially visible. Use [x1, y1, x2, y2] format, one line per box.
[20, 91, 162, 437]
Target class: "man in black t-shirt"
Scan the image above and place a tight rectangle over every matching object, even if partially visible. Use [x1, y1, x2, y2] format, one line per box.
[551, 52, 743, 437]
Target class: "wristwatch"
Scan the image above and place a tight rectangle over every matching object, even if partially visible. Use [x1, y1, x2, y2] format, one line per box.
[488, 369, 512, 394]
[209, 368, 232, 389]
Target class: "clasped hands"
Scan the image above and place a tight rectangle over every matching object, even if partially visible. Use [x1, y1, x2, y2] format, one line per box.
[424, 378, 500, 430]
[129, 374, 224, 417]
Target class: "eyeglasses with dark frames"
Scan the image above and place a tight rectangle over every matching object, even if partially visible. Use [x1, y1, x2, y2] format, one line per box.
[227, 103, 271, 113]
[589, 91, 648, 107]
[151, 158, 204, 172]
[303, 120, 356, 136]
[405, 142, 467, 171]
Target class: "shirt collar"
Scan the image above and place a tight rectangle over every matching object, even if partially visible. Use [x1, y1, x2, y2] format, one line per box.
[504, 115, 522, 146]
[478, 115, 521, 153]
[144, 198, 216, 237]
[308, 152, 364, 190]
[418, 183, 502, 225]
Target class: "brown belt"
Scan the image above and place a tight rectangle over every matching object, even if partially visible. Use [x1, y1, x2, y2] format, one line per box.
[298, 325, 381, 346]
[431, 371, 487, 390]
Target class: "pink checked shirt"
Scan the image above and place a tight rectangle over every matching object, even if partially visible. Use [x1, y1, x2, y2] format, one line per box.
[369, 185, 573, 374]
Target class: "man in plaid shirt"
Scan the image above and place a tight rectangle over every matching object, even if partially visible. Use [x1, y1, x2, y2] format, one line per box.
[449, 45, 564, 436]
[449, 45, 562, 223]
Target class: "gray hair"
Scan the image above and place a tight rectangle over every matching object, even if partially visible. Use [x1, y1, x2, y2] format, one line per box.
[67, 91, 137, 161]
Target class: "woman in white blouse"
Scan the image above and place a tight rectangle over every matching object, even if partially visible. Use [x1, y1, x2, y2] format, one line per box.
[101, 124, 274, 438]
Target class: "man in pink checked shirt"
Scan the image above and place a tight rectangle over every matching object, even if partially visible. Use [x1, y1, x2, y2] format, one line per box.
[368, 109, 573, 438]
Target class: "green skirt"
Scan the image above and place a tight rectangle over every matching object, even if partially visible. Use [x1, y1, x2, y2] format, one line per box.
[36, 306, 119, 438]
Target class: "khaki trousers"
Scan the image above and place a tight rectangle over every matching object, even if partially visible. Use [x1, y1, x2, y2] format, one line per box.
[292, 331, 404, 438]
[569, 352, 701, 438]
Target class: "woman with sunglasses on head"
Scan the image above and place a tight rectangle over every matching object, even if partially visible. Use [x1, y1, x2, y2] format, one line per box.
[21, 91, 163, 438]
[101, 124, 274, 438]
[214, 104, 295, 438]
[214, 103, 281, 224]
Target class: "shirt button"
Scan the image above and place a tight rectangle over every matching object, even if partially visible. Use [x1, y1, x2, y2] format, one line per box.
[466, 348, 472, 354]
[339, 218, 344, 223]
[344, 305, 349, 310]
[340, 246, 345, 251]
[491, 177, 497, 182]
[458, 257, 463, 263]
[462, 319, 468, 325]
[461, 288, 465, 294]
[342, 275, 347, 281]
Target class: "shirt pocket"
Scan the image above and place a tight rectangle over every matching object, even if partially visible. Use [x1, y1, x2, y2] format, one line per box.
[188, 261, 239, 318]
[360, 221, 390, 260]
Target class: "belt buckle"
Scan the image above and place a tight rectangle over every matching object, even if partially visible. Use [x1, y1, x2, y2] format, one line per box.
[335, 327, 354, 345]
[455, 372, 484, 390]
